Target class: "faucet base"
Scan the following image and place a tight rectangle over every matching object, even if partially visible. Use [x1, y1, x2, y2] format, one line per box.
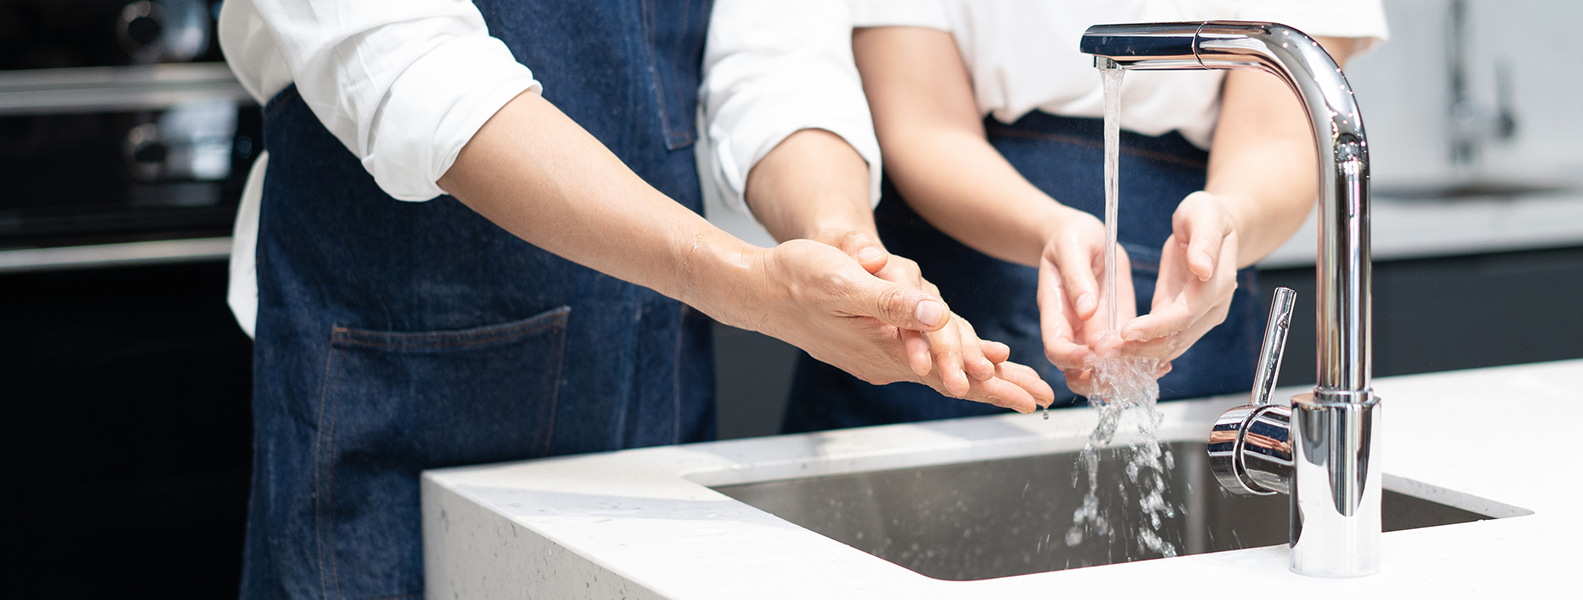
[1291, 392, 1382, 577]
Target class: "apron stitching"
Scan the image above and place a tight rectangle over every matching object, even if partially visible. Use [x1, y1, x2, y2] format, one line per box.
[540, 317, 568, 456]
[330, 326, 557, 350]
[312, 344, 339, 600]
[639, 1, 670, 135]
[326, 354, 343, 600]
[672, 305, 684, 443]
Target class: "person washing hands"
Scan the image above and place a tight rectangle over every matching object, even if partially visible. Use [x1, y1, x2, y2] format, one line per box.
[219, 0, 1052, 598]
[704, 0, 1386, 431]
[699, 0, 1055, 420]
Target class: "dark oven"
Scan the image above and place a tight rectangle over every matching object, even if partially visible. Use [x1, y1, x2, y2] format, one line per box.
[0, 0, 260, 269]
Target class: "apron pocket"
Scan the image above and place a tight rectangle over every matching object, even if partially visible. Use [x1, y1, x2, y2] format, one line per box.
[312, 306, 569, 600]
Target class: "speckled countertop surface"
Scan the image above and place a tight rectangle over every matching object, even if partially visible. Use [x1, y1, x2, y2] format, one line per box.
[422, 360, 1582, 599]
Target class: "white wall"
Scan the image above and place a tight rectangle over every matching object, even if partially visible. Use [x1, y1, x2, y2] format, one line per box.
[1345, 0, 1583, 184]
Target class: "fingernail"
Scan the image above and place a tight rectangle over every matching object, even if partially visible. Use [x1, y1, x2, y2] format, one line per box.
[1076, 293, 1096, 314]
[915, 300, 945, 327]
[1125, 329, 1146, 342]
[857, 247, 883, 262]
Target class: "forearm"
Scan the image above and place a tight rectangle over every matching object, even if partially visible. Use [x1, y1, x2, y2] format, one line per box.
[1205, 36, 1358, 267]
[438, 91, 763, 325]
[881, 127, 1066, 268]
[744, 129, 877, 244]
[1202, 70, 1315, 266]
[854, 26, 1066, 269]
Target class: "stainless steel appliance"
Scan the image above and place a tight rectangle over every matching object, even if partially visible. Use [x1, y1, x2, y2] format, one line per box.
[0, 0, 258, 271]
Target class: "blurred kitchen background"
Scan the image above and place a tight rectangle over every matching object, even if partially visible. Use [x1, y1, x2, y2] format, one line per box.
[2, 0, 1579, 596]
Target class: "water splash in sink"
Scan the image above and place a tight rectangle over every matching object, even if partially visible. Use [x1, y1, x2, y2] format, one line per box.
[1065, 356, 1174, 557]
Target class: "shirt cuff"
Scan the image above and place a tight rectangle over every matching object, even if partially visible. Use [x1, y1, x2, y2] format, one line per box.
[706, 118, 884, 216]
[364, 35, 542, 201]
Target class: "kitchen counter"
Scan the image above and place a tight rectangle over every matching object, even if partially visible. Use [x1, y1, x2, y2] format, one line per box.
[422, 360, 1582, 598]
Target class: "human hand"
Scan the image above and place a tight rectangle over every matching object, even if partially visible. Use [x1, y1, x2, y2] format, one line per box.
[1035, 206, 1156, 396]
[747, 237, 1054, 413]
[817, 230, 1012, 393]
[1117, 191, 1240, 363]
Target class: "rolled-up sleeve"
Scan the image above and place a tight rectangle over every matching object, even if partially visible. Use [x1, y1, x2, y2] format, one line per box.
[248, 0, 541, 201]
[699, 0, 883, 214]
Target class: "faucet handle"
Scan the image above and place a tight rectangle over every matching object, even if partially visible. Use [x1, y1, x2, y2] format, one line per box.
[1251, 287, 1296, 406]
[1208, 287, 1299, 496]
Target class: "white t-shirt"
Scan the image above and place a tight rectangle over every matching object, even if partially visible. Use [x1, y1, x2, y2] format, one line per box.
[697, 0, 1389, 216]
[849, 0, 1389, 148]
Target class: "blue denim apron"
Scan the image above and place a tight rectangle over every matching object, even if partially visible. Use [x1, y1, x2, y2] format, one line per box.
[784, 112, 1262, 433]
[240, 2, 714, 599]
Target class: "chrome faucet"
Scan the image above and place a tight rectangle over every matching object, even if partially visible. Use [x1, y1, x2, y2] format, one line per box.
[1081, 22, 1381, 577]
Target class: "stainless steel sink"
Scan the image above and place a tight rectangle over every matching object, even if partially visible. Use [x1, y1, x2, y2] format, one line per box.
[713, 442, 1529, 581]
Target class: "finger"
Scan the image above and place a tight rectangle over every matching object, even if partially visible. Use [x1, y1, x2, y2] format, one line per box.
[1125, 246, 1236, 343]
[844, 274, 950, 332]
[1039, 257, 1092, 370]
[930, 321, 970, 396]
[979, 339, 1011, 364]
[952, 315, 997, 381]
[1175, 191, 1226, 282]
[833, 231, 889, 275]
[1063, 367, 1097, 398]
[903, 328, 933, 376]
[956, 361, 1051, 414]
[1150, 234, 1191, 313]
[1085, 245, 1134, 358]
[1124, 296, 1233, 362]
[1051, 237, 1103, 320]
[967, 378, 1037, 414]
[997, 360, 1056, 408]
[874, 255, 926, 292]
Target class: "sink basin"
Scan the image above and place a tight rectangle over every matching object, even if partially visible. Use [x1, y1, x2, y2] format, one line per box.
[714, 442, 1530, 581]
[422, 363, 1582, 599]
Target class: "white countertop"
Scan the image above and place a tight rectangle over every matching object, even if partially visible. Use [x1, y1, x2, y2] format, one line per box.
[422, 360, 1583, 599]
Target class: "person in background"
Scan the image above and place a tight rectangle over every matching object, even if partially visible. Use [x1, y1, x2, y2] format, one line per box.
[218, 0, 1052, 598]
[699, 0, 1387, 433]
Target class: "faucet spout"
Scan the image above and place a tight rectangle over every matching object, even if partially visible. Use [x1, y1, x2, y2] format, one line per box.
[1082, 21, 1380, 577]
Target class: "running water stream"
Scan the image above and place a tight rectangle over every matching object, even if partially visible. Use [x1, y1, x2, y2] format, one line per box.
[1102, 67, 1123, 333]
[1060, 67, 1179, 558]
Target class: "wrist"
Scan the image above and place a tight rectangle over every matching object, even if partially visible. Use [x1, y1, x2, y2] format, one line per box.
[772, 190, 879, 246]
[1037, 203, 1087, 254]
[673, 227, 778, 329]
[1192, 189, 1248, 236]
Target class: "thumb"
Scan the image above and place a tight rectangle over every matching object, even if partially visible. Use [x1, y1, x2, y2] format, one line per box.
[830, 230, 888, 275]
[842, 273, 949, 332]
[1176, 192, 1226, 282]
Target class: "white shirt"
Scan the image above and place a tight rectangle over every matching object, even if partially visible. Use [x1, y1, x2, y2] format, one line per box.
[698, 0, 885, 218]
[218, 0, 541, 336]
[852, 0, 1388, 147]
[696, 0, 1389, 217]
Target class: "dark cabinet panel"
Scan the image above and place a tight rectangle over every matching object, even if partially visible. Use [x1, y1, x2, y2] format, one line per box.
[1259, 245, 1583, 388]
[1, 260, 252, 597]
